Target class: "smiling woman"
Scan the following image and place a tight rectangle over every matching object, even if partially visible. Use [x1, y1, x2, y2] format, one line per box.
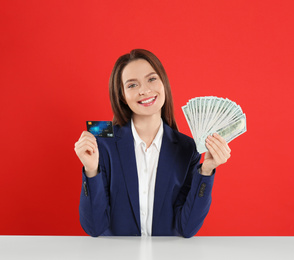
[74, 49, 231, 237]
[122, 59, 165, 123]
[109, 49, 178, 130]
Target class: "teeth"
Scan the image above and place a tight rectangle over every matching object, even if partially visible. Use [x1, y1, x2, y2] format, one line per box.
[140, 97, 155, 104]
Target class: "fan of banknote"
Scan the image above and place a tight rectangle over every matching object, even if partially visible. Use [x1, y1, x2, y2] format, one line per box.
[182, 96, 247, 154]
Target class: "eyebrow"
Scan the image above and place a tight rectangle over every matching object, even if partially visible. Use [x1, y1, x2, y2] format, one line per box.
[124, 72, 157, 85]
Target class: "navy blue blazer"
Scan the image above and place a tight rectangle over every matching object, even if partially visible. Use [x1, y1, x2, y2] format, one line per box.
[79, 121, 215, 238]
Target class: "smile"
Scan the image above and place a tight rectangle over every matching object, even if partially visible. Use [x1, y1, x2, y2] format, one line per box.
[138, 96, 157, 105]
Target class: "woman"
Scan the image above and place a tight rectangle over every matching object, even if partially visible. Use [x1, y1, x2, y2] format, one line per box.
[74, 49, 231, 238]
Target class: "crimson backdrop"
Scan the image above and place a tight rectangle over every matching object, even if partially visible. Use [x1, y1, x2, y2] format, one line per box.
[1, 0, 293, 235]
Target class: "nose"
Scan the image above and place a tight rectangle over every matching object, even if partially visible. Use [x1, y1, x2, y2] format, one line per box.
[139, 83, 151, 95]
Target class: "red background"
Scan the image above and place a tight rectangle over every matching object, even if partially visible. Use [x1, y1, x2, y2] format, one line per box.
[1, 0, 293, 236]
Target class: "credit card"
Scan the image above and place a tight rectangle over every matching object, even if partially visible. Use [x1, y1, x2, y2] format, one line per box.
[86, 121, 114, 138]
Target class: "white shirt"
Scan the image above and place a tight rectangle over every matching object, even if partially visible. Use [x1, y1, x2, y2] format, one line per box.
[131, 119, 163, 236]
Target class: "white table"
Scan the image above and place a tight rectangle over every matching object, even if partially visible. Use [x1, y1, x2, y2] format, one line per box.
[0, 236, 293, 260]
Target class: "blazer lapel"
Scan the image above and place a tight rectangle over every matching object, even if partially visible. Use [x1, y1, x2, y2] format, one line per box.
[152, 123, 179, 233]
[115, 122, 141, 231]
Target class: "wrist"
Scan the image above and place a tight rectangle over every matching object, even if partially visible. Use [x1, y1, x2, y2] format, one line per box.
[200, 165, 214, 176]
[84, 166, 99, 178]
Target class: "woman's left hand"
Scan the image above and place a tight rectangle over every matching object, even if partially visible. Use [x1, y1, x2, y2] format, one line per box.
[201, 133, 231, 176]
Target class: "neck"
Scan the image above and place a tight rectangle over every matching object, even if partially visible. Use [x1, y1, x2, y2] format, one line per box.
[132, 113, 162, 148]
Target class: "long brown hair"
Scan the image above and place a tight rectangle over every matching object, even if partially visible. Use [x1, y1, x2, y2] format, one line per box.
[109, 49, 178, 131]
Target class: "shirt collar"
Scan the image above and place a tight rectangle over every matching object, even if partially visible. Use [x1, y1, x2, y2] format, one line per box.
[131, 118, 163, 152]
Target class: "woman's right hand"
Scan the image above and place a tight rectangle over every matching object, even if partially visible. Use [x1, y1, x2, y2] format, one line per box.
[74, 131, 99, 178]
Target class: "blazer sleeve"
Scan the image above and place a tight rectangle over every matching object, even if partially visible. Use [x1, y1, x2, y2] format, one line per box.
[173, 146, 215, 238]
[79, 145, 110, 237]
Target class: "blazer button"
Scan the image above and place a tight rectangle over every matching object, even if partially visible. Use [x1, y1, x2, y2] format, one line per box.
[83, 181, 88, 197]
[200, 183, 207, 189]
[199, 183, 206, 197]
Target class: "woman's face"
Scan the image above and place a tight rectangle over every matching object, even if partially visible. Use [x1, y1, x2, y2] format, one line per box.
[121, 59, 165, 119]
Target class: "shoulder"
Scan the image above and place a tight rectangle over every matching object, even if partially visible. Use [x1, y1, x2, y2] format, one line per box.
[174, 129, 194, 143]
[176, 131, 196, 152]
[164, 123, 201, 164]
[163, 122, 196, 150]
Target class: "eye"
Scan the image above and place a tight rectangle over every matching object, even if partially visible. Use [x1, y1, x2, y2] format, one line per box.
[127, 83, 137, 89]
[148, 77, 157, 82]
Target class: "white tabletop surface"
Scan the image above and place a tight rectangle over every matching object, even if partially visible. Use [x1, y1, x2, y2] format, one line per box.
[0, 236, 293, 260]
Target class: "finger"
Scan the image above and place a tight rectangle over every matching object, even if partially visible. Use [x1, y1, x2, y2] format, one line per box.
[209, 134, 231, 156]
[81, 134, 97, 145]
[206, 137, 230, 164]
[75, 140, 97, 154]
[212, 133, 231, 153]
[75, 143, 96, 156]
[78, 136, 98, 148]
[75, 141, 98, 153]
[205, 141, 222, 166]
[207, 135, 228, 159]
[80, 131, 96, 141]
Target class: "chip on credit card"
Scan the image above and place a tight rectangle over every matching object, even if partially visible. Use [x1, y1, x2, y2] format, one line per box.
[86, 121, 114, 138]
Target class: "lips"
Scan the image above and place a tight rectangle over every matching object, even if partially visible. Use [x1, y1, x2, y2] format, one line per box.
[138, 96, 157, 106]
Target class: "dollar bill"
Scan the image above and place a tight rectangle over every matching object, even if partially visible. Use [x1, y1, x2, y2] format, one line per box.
[182, 96, 247, 154]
